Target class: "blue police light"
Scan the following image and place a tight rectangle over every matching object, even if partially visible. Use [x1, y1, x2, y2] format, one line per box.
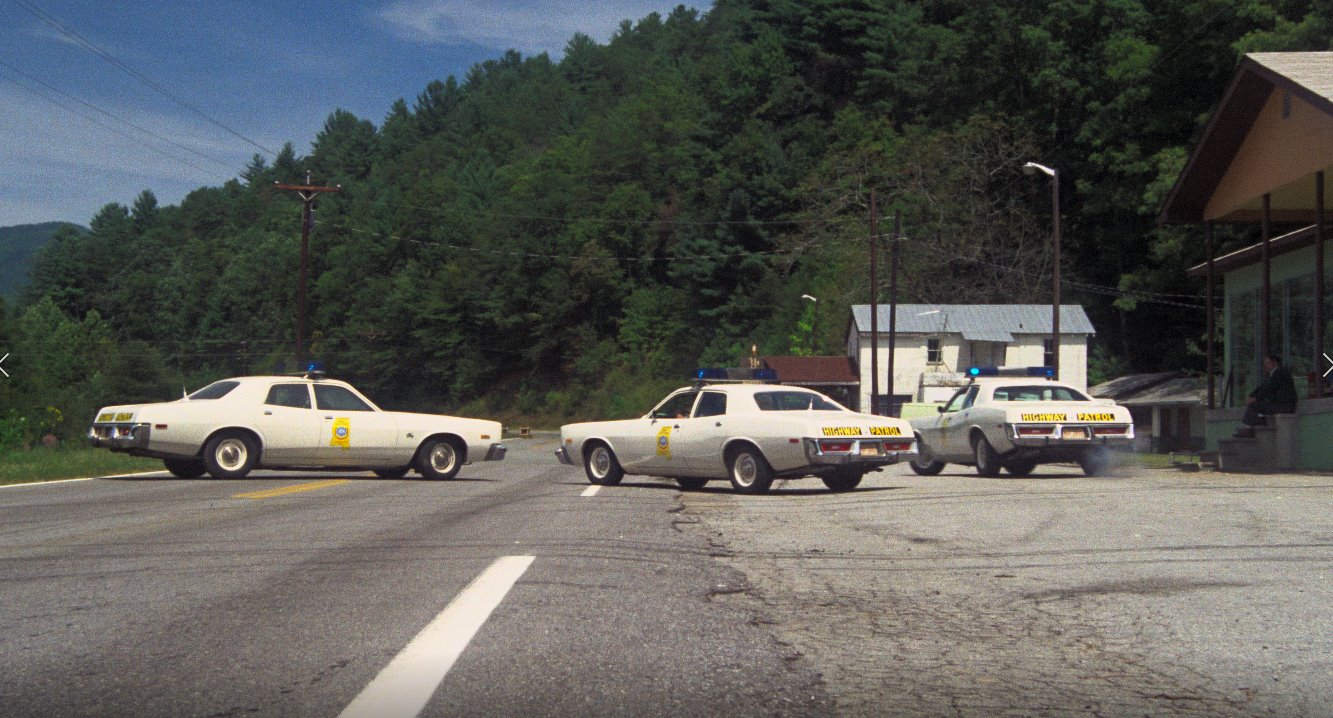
[304, 361, 327, 379]
[694, 368, 729, 380]
[967, 366, 996, 377]
[753, 368, 779, 382]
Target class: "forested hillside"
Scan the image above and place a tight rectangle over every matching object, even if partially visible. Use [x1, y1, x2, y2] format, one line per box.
[4, 0, 1329, 443]
[0, 223, 85, 300]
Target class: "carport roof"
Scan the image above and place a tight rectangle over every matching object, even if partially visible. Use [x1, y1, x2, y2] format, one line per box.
[849, 304, 1095, 343]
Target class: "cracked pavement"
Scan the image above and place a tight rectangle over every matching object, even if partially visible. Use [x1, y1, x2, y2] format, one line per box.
[682, 463, 1333, 717]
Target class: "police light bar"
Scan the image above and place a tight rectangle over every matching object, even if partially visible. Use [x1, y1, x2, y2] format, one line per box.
[303, 361, 327, 379]
[967, 366, 1054, 378]
[693, 368, 780, 383]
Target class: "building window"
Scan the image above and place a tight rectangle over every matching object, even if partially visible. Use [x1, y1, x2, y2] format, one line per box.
[1043, 338, 1055, 368]
[927, 338, 941, 364]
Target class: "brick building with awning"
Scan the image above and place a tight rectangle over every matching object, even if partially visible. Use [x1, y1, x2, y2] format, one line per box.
[1159, 52, 1333, 470]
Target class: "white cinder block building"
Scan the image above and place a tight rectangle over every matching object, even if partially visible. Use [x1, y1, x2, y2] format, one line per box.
[845, 304, 1095, 414]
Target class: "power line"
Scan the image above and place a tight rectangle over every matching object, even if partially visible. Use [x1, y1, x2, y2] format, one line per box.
[10, 0, 277, 157]
[0, 58, 239, 177]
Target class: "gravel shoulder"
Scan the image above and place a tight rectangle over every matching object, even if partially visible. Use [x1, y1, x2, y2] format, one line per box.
[682, 462, 1333, 717]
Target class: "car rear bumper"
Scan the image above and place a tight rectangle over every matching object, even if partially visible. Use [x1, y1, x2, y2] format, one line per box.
[554, 445, 574, 465]
[87, 423, 151, 451]
[803, 438, 916, 466]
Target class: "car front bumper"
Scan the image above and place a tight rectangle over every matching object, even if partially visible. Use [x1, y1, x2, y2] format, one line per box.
[554, 445, 574, 465]
[482, 443, 507, 461]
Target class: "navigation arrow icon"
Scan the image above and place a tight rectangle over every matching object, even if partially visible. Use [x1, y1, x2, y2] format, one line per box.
[0, 352, 8, 378]
[1324, 352, 1332, 379]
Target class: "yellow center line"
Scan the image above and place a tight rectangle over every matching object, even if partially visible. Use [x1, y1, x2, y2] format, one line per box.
[233, 479, 350, 500]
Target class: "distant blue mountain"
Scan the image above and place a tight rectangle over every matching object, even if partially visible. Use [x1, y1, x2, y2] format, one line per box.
[0, 222, 87, 302]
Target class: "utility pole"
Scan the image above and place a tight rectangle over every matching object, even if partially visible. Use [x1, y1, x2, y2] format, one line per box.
[888, 210, 900, 417]
[869, 190, 879, 415]
[274, 173, 340, 369]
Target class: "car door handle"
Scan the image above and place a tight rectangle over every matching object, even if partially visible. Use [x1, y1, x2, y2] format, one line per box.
[714, 422, 722, 427]
[264, 410, 273, 415]
[325, 416, 334, 420]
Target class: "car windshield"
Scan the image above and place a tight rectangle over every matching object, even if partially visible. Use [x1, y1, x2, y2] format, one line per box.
[992, 385, 1090, 402]
[753, 391, 843, 411]
[187, 381, 240, 400]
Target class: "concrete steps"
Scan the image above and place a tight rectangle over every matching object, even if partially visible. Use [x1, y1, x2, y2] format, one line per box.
[1217, 414, 1299, 472]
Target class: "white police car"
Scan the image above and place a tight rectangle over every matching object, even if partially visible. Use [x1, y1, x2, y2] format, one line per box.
[88, 373, 506, 480]
[909, 367, 1134, 477]
[555, 369, 916, 493]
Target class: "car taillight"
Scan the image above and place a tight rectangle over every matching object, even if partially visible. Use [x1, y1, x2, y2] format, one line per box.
[1093, 426, 1128, 436]
[819, 440, 854, 453]
[1016, 425, 1055, 436]
[883, 441, 912, 452]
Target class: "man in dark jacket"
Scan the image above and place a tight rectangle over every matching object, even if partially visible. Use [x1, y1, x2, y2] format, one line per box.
[1235, 353, 1298, 437]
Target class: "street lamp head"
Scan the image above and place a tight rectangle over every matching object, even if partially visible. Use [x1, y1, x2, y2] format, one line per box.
[1023, 161, 1056, 178]
[801, 294, 817, 302]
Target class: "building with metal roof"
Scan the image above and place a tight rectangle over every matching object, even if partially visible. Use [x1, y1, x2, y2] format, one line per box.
[845, 304, 1094, 414]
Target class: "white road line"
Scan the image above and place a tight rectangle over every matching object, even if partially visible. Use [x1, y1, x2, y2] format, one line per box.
[338, 555, 536, 718]
[580, 485, 601, 497]
[1, 469, 168, 489]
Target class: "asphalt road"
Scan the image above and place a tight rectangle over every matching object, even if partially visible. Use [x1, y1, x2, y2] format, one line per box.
[2, 441, 1330, 717]
[0, 439, 826, 718]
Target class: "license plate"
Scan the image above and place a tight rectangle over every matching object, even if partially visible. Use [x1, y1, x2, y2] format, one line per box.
[860, 444, 882, 456]
[1062, 427, 1088, 440]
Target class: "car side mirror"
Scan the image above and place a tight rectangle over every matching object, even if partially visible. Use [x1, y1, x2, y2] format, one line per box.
[937, 406, 946, 413]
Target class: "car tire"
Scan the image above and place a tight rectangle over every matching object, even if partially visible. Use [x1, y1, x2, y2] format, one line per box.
[203, 431, 259, 479]
[972, 434, 1002, 477]
[417, 437, 463, 480]
[163, 458, 207, 479]
[584, 442, 624, 485]
[821, 468, 863, 492]
[1079, 446, 1113, 477]
[909, 439, 946, 476]
[1004, 459, 1038, 477]
[728, 445, 773, 494]
[374, 467, 411, 479]
[676, 477, 708, 491]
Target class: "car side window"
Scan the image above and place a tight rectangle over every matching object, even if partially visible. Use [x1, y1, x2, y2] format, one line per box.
[653, 392, 698, 419]
[961, 386, 979, 410]
[265, 384, 312, 409]
[694, 392, 727, 418]
[943, 388, 970, 413]
[313, 385, 374, 412]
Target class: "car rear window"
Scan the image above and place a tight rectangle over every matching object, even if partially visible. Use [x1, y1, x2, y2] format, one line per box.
[754, 391, 842, 411]
[993, 385, 1089, 402]
[187, 381, 240, 400]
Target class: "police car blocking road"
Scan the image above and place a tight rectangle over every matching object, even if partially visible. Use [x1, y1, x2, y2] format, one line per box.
[556, 370, 916, 493]
[88, 373, 506, 480]
[909, 367, 1134, 477]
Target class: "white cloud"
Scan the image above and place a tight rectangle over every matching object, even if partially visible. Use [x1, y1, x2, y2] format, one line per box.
[376, 0, 704, 57]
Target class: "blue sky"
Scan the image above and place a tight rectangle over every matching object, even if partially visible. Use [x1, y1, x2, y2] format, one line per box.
[0, 0, 710, 227]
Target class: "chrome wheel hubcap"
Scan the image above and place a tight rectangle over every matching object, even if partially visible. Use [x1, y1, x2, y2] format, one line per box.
[430, 444, 456, 472]
[734, 454, 757, 486]
[217, 439, 246, 470]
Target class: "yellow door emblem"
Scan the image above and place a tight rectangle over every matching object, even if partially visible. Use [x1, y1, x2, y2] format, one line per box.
[330, 417, 351, 449]
[656, 425, 672, 459]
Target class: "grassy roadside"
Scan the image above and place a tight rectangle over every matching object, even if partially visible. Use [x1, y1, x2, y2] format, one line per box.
[0, 446, 161, 486]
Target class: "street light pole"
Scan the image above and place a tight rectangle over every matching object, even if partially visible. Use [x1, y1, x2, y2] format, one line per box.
[801, 294, 818, 355]
[1024, 161, 1060, 381]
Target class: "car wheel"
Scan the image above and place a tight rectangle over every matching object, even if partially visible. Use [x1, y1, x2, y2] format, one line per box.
[972, 434, 1002, 477]
[163, 458, 207, 479]
[417, 437, 463, 480]
[676, 477, 708, 491]
[203, 431, 259, 479]
[1004, 459, 1038, 477]
[909, 439, 946, 476]
[1079, 446, 1113, 477]
[821, 468, 863, 492]
[728, 446, 773, 494]
[584, 442, 624, 485]
[374, 467, 411, 479]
